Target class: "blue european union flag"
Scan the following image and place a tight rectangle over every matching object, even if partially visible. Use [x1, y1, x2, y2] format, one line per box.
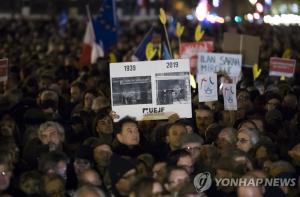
[133, 27, 154, 61]
[58, 10, 68, 35]
[93, 0, 118, 53]
[133, 24, 173, 61]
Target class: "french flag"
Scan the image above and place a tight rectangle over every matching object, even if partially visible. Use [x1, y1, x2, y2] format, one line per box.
[79, 17, 104, 66]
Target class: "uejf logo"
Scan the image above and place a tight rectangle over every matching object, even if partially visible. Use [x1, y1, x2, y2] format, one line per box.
[193, 172, 212, 193]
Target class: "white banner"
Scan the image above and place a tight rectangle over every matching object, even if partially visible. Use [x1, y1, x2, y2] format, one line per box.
[197, 73, 218, 102]
[222, 84, 237, 111]
[110, 59, 192, 121]
[198, 52, 242, 77]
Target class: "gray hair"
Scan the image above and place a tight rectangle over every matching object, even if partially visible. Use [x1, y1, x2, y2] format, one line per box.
[38, 121, 65, 140]
[40, 90, 59, 102]
[219, 127, 237, 144]
[238, 128, 260, 147]
[74, 186, 106, 197]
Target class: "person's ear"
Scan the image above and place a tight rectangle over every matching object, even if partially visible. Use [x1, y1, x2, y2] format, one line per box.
[165, 136, 170, 144]
[117, 133, 123, 143]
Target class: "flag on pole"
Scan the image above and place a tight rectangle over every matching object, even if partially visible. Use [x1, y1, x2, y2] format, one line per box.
[132, 27, 154, 61]
[93, 0, 118, 53]
[79, 7, 104, 66]
[132, 25, 172, 61]
[58, 9, 68, 35]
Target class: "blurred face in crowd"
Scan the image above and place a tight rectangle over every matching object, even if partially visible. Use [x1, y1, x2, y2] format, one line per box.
[288, 143, 300, 166]
[282, 94, 298, 110]
[236, 131, 252, 153]
[6, 141, 19, 164]
[152, 162, 167, 184]
[55, 161, 67, 180]
[265, 98, 280, 111]
[166, 169, 189, 193]
[86, 77, 98, 90]
[0, 120, 16, 137]
[96, 115, 113, 135]
[217, 128, 236, 150]
[0, 164, 12, 192]
[39, 126, 63, 151]
[91, 97, 109, 113]
[195, 109, 214, 134]
[84, 92, 95, 110]
[182, 142, 202, 162]
[166, 124, 187, 150]
[39, 78, 52, 90]
[74, 159, 91, 176]
[44, 178, 65, 197]
[20, 177, 41, 195]
[93, 145, 112, 167]
[237, 91, 252, 111]
[70, 86, 82, 103]
[117, 122, 140, 146]
[177, 155, 193, 174]
[116, 169, 137, 195]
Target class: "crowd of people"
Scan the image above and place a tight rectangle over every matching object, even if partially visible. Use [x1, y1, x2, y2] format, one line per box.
[0, 16, 299, 197]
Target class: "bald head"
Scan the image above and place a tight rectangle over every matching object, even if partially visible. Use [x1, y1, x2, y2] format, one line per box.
[237, 175, 264, 197]
[237, 185, 264, 197]
[79, 169, 102, 187]
[74, 186, 105, 197]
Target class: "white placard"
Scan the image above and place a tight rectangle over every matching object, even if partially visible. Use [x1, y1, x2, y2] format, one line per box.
[198, 52, 242, 77]
[110, 59, 192, 121]
[197, 73, 218, 102]
[222, 84, 237, 110]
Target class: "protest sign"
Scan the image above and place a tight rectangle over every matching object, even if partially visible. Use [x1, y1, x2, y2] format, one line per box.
[223, 33, 260, 68]
[222, 84, 237, 110]
[180, 41, 214, 75]
[198, 52, 242, 77]
[110, 59, 192, 121]
[197, 73, 218, 102]
[269, 57, 296, 78]
[0, 59, 8, 82]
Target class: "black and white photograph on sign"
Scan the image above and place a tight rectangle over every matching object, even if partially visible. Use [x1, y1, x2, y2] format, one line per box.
[156, 72, 191, 105]
[112, 76, 152, 106]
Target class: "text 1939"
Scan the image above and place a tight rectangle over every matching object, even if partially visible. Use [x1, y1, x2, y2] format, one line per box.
[124, 65, 136, 71]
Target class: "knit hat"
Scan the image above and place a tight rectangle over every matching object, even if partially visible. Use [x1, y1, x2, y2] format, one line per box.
[181, 133, 204, 147]
[108, 154, 135, 186]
